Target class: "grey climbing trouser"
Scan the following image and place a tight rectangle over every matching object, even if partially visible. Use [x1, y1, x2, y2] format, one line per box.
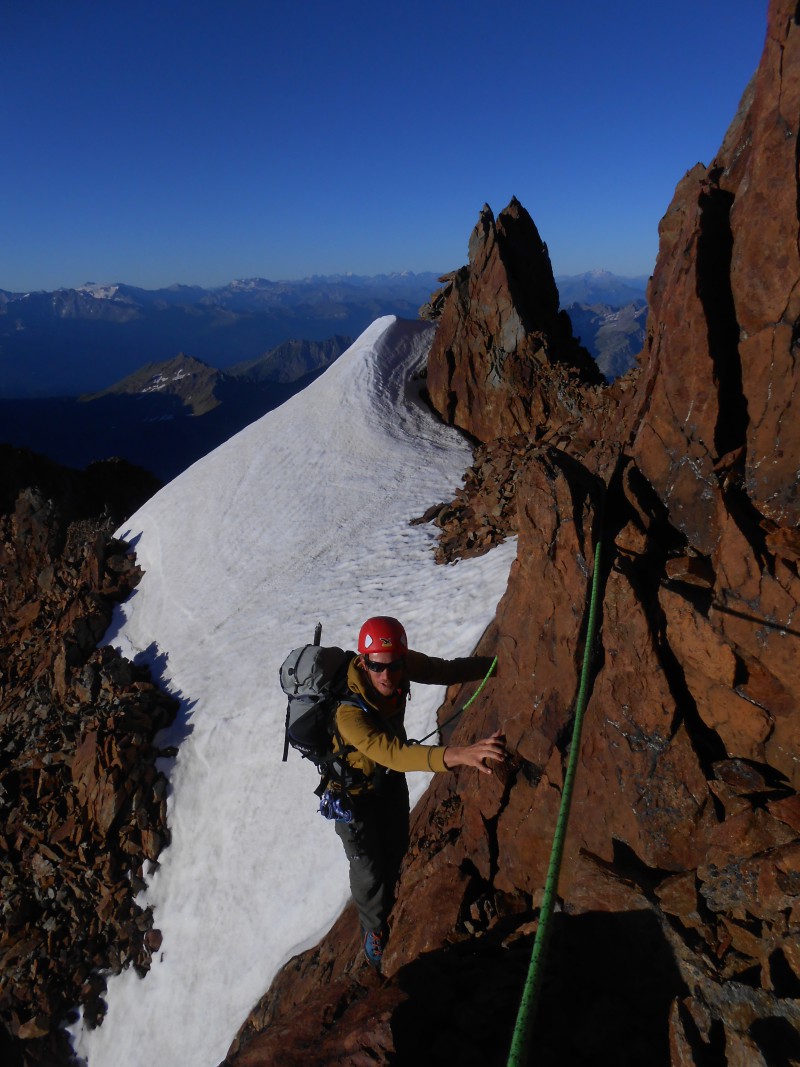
[334, 772, 409, 933]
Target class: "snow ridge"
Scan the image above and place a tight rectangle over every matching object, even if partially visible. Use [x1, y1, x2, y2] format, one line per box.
[70, 316, 516, 1067]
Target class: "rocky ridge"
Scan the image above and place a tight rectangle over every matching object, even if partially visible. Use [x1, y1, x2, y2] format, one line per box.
[0, 449, 175, 1066]
[224, 2, 800, 1064]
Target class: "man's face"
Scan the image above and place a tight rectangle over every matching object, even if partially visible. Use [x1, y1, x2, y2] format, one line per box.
[363, 651, 405, 697]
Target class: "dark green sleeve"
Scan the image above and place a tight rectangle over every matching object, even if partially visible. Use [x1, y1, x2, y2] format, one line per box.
[406, 649, 496, 686]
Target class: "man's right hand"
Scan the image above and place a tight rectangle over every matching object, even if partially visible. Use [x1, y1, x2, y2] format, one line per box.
[443, 730, 507, 774]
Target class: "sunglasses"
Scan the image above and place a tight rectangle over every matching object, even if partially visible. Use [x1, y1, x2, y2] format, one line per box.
[363, 656, 406, 675]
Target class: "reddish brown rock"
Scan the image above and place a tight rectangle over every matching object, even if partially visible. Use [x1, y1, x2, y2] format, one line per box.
[425, 198, 602, 444]
[624, 0, 800, 540]
[0, 448, 174, 1064]
[224, 4, 800, 1065]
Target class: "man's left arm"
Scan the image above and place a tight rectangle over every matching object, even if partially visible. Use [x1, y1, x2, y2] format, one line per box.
[406, 649, 497, 686]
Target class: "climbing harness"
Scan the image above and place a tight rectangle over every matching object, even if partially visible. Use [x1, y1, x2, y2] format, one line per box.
[408, 655, 498, 745]
[507, 539, 603, 1067]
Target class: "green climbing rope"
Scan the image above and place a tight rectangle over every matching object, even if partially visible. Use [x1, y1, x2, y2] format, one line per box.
[460, 654, 498, 712]
[413, 655, 498, 745]
[507, 539, 603, 1067]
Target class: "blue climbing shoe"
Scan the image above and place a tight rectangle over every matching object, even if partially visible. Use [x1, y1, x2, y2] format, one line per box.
[363, 927, 386, 969]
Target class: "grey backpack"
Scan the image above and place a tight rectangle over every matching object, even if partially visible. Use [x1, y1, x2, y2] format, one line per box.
[279, 643, 356, 768]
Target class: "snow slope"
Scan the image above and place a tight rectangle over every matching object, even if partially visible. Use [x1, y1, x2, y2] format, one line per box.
[70, 316, 517, 1067]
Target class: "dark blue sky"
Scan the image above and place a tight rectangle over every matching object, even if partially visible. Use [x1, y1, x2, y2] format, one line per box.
[2, 0, 768, 290]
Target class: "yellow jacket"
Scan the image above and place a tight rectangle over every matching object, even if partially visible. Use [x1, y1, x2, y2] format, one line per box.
[333, 650, 494, 791]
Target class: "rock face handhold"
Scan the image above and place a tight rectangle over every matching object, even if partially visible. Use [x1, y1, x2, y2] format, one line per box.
[425, 198, 603, 443]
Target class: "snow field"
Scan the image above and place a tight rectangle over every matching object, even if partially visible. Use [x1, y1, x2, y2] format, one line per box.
[71, 316, 517, 1067]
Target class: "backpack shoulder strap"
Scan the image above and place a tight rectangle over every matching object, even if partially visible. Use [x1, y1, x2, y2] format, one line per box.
[336, 692, 370, 713]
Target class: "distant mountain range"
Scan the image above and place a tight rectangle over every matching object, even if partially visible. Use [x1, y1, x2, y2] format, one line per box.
[555, 269, 648, 307]
[0, 269, 650, 482]
[0, 269, 649, 397]
[553, 271, 649, 379]
[0, 273, 443, 397]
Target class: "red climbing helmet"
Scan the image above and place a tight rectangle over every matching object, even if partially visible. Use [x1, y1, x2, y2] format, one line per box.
[357, 616, 408, 655]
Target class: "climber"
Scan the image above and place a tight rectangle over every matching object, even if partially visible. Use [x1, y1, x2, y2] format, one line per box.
[328, 615, 505, 970]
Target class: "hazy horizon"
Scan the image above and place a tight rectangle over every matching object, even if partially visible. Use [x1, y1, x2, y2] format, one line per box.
[0, 265, 653, 296]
